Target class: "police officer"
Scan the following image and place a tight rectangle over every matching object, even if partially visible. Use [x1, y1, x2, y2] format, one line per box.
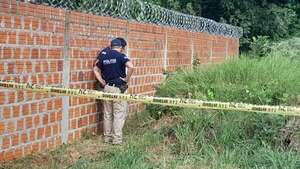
[93, 38, 134, 145]
[94, 37, 127, 90]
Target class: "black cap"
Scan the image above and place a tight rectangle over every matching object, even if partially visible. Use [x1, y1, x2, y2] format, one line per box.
[116, 37, 127, 47]
[111, 39, 122, 47]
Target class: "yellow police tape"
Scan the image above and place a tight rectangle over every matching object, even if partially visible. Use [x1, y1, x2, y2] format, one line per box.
[0, 81, 299, 116]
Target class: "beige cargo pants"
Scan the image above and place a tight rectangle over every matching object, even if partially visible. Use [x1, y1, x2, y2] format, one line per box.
[103, 85, 128, 144]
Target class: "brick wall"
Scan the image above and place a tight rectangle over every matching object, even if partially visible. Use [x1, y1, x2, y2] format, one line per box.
[0, 0, 239, 161]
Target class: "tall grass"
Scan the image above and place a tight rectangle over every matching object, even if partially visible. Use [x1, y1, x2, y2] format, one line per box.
[149, 56, 300, 118]
[148, 55, 300, 168]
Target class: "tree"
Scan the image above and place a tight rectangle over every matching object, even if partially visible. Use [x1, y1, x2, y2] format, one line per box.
[145, 0, 300, 51]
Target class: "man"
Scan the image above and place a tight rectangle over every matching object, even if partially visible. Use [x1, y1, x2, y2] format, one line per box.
[93, 38, 134, 145]
[94, 37, 127, 90]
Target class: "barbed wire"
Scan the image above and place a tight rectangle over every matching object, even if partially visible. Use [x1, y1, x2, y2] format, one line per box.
[25, 0, 243, 38]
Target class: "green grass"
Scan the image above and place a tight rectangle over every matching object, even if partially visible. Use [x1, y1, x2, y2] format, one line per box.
[146, 55, 300, 168]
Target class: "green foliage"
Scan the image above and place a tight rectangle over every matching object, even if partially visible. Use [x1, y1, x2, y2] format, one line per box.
[249, 36, 272, 57]
[269, 37, 300, 60]
[145, 0, 201, 16]
[249, 36, 300, 59]
[146, 0, 300, 51]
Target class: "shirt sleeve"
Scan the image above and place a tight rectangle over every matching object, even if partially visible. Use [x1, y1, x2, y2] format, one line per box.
[96, 58, 102, 69]
[121, 54, 130, 65]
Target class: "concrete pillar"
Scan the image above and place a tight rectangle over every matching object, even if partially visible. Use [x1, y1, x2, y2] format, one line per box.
[61, 10, 70, 144]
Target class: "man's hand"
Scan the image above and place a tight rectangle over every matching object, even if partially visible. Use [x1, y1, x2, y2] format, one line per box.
[120, 77, 129, 83]
[123, 61, 134, 84]
[93, 66, 106, 87]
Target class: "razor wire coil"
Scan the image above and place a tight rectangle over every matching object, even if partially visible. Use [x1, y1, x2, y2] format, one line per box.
[24, 0, 243, 38]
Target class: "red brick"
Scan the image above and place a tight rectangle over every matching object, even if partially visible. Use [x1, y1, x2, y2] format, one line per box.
[23, 17, 31, 30]
[15, 61, 24, 73]
[25, 117, 33, 129]
[49, 61, 57, 72]
[36, 35, 43, 45]
[0, 31, 7, 44]
[25, 61, 33, 72]
[18, 32, 27, 45]
[3, 106, 11, 119]
[37, 74, 45, 84]
[39, 48, 46, 57]
[14, 16, 22, 29]
[42, 61, 49, 72]
[27, 91, 33, 100]
[0, 0, 10, 13]
[50, 112, 56, 123]
[39, 102, 46, 112]
[4, 150, 14, 161]
[48, 49, 61, 59]
[57, 111, 62, 121]
[44, 36, 50, 45]
[21, 133, 28, 143]
[47, 100, 53, 111]
[17, 91, 24, 102]
[32, 76, 38, 84]
[11, 134, 19, 146]
[14, 148, 23, 159]
[10, 0, 17, 14]
[22, 104, 30, 116]
[8, 32, 16, 44]
[40, 141, 47, 150]
[42, 114, 49, 125]
[28, 34, 35, 45]
[31, 103, 38, 114]
[54, 99, 62, 108]
[0, 64, 4, 74]
[33, 115, 40, 127]
[24, 144, 32, 155]
[45, 126, 51, 137]
[37, 127, 44, 139]
[12, 105, 20, 117]
[3, 16, 12, 28]
[31, 48, 39, 59]
[75, 130, 80, 139]
[0, 151, 4, 161]
[7, 121, 15, 132]
[52, 124, 59, 135]
[3, 47, 12, 59]
[68, 133, 74, 143]
[31, 18, 40, 30]
[17, 119, 24, 131]
[2, 136, 10, 149]
[0, 122, 4, 134]
[32, 142, 40, 152]
[48, 139, 54, 149]
[34, 63, 41, 74]
[70, 119, 77, 129]
[8, 91, 15, 103]
[29, 130, 36, 141]
[55, 137, 62, 146]
[34, 92, 40, 100]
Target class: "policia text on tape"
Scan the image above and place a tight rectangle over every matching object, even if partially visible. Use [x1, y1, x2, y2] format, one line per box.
[0, 81, 299, 116]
